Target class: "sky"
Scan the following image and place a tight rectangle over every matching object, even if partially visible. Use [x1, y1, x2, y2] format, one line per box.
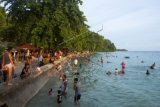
[80, 0, 160, 51]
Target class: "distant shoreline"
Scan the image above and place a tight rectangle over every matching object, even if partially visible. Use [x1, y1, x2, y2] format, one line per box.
[116, 51, 160, 52]
[116, 49, 128, 51]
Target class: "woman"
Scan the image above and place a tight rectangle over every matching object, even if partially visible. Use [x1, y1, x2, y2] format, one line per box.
[2, 48, 15, 85]
[121, 62, 126, 73]
[60, 74, 67, 98]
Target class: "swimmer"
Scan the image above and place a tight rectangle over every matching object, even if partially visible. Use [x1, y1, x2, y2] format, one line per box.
[150, 62, 155, 69]
[48, 88, 53, 96]
[115, 68, 119, 74]
[146, 69, 150, 75]
[106, 71, 111, 75]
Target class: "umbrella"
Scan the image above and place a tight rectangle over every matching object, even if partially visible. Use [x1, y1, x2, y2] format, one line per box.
[17, 44, 38, 50]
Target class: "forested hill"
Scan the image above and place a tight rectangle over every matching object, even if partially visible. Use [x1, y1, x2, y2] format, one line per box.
[0, 0, 116, 52]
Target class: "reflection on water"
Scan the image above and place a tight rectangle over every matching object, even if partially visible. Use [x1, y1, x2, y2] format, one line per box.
[26, 52, 160, 107]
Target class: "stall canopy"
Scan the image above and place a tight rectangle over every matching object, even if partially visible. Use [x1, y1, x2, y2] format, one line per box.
[17, 44, 38, 50]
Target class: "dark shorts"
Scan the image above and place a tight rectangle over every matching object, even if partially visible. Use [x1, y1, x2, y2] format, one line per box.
[57, 100, 62, 104]
[74, 94, 81, 102]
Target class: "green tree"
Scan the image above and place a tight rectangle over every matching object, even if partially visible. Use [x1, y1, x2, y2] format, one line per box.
[0, 0, 116, 52]
[0, 6, 6, 27]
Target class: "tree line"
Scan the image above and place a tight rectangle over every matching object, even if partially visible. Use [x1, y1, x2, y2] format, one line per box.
[0, 0, 116, 52]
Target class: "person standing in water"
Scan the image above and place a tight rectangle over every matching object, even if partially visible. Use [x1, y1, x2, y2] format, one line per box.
[60, 74, 68, 98]
[73, 78, 81, 105]
[101, 57, 103, 64]
[121, 62, 126, 73]
[74, 58, 78, 67]
[146, 69, 150, 75]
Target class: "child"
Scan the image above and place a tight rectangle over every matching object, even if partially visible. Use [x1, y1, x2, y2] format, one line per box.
[115, 68, 119, 74]
[48, 88, 53, 96]
[73, 78, 81, 105]
[57, 90, 62, 104]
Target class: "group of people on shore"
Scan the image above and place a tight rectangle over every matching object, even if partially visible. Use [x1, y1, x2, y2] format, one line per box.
[0, 48, 89, 107]
[0, 47, 65, 85]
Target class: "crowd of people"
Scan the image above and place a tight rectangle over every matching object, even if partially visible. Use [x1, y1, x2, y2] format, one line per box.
[47, 54, 86, 106]
[46, 53, 157, 106]
[104, 56, 156, 76]
[0, 47, 89, 106]
[1, 48, 157, 106]
[0, 47, 65, 85]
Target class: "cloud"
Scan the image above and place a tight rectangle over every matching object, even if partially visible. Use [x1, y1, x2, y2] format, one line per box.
[80, 0, 160, 51]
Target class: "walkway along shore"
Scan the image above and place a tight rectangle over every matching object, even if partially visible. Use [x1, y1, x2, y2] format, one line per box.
[0, 51, 91, 107]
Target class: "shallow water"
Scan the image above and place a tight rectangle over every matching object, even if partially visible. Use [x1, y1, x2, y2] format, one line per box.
[26, 52, 160, 107]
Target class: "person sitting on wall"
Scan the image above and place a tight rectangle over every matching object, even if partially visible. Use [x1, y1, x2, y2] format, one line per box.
[20, 62, 31, 79]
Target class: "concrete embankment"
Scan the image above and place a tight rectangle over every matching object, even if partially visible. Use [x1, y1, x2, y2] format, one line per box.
[0, 63, 55, 107]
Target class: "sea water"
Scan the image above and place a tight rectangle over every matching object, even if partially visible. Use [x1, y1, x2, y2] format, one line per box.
[26, 52, 160, 107]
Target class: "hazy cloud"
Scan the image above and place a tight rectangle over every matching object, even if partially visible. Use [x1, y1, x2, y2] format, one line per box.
[80, 0, 160, 51]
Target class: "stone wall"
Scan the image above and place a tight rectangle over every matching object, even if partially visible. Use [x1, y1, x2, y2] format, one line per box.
[0, 64, 54, 107]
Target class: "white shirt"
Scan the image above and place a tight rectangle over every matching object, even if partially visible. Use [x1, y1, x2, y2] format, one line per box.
[74, 59, 78, 65]
[39, 55, 43, 62]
